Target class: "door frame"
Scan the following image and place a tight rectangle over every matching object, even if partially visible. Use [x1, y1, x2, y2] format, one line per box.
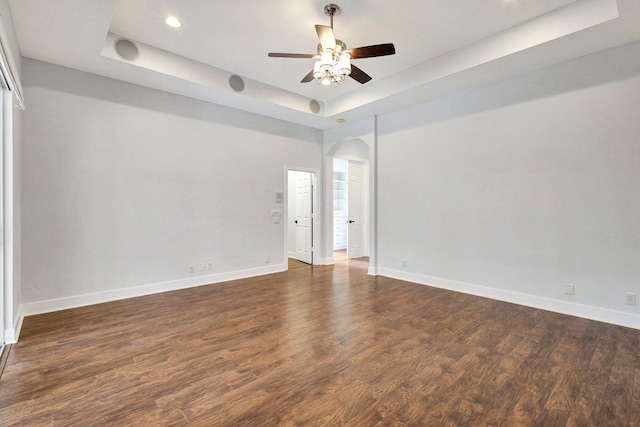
[331, 155, 370, 260]
[284, 166, 320, 269]
[326, 137, 376, 273]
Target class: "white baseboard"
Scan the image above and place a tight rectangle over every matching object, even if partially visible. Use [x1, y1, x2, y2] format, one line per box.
[19, 264, 286, 321]
[3, 304, 23, 344]
[2, 328, 15, 344]
[379, 268, 640, 330]
[16, 263, 639, 344]
[367, 267, 378, 276]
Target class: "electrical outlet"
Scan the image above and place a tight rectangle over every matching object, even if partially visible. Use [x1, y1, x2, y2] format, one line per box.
[402, 260, 407, 268]
[565, 284, 575, 295]
[265, 255, 270, 263]
[207, 262, 213, 270]
[199, 262, 206, 272]
[626, 293, 636, 305]
[188, 265, 195, 274]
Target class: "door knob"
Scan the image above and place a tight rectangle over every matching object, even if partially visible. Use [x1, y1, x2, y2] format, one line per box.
[294, 220, 298, 224]
[348, 220, 355, 223]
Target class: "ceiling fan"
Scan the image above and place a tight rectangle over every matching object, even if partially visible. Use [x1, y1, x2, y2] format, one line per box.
[268, 4, 396, 86]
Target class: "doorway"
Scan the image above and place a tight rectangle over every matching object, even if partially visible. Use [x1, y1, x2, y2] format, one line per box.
[332, 159, 347, 260]
[333, 157, 369, 261]
[287, 170, 316, 266]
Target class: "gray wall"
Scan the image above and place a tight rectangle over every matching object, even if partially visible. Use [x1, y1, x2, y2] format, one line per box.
[376, 41, 640, 327]
[21, 59, 322, 311]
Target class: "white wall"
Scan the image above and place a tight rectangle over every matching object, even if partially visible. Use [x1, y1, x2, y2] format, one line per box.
[333, 158, 348, 174]
[377, 41, 640, 328]
[20, 59, 322, 314]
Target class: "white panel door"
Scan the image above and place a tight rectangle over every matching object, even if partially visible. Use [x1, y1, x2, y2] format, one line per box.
[295, 173, 313, 264]
[347, 162, 364, 259]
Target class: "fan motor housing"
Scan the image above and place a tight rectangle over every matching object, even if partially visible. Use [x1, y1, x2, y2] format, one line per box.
[317, 40, 347, 55]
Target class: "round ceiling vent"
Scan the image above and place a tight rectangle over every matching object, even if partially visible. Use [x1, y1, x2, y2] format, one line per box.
[309, 99, 321, 114]
[114, 39, 139, 61]
[229, 75, 245, 92]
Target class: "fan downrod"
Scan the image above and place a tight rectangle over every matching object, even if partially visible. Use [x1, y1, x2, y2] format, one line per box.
[324, 4, 340, 28]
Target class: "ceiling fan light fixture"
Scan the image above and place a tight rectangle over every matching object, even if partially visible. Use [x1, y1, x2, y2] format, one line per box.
[320, 76, 333, 86]
[335, 52, 351, 75]
[267, 3, 395, 86]
[312, 48, 351, 86]
[313, 61, 323, 78]
[319, 50, 334, 72]
[164, 16, 182, 28]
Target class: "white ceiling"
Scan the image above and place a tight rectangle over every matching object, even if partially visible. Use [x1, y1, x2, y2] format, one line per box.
[7, 0, 640, 129]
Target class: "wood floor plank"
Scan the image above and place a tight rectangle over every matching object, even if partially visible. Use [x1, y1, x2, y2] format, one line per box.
[1, 258, 640, 426]
[596, 335, 639, 425]
[630, 367, 640, 427]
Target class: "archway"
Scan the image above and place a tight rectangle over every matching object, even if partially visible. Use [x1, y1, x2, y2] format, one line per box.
[326, 138, 373, 269]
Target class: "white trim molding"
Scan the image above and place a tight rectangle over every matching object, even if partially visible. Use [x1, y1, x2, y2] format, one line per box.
[379, 268, 640, 330]
[3, 304, 22, 344]
[17, 264, 286, 337]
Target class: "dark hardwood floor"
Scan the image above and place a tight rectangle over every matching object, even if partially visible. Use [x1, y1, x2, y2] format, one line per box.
[287, 257, 310, 270]
[2, 258, 640, 426]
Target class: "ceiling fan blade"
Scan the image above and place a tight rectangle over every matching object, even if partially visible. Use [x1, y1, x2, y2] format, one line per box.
[315, 25, 336, 49]
[347, 43, 396, 59]
[349, 64, 372, 84]
[268, 53, 315, 58]
[301, 70, 315, 83]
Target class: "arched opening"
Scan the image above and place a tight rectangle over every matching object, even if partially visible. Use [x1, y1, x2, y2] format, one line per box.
[326, 138, 372, 267]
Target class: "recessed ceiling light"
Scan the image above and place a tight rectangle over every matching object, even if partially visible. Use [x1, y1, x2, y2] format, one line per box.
[165, 16, 182, 28]
[336, 118, 346, 123]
